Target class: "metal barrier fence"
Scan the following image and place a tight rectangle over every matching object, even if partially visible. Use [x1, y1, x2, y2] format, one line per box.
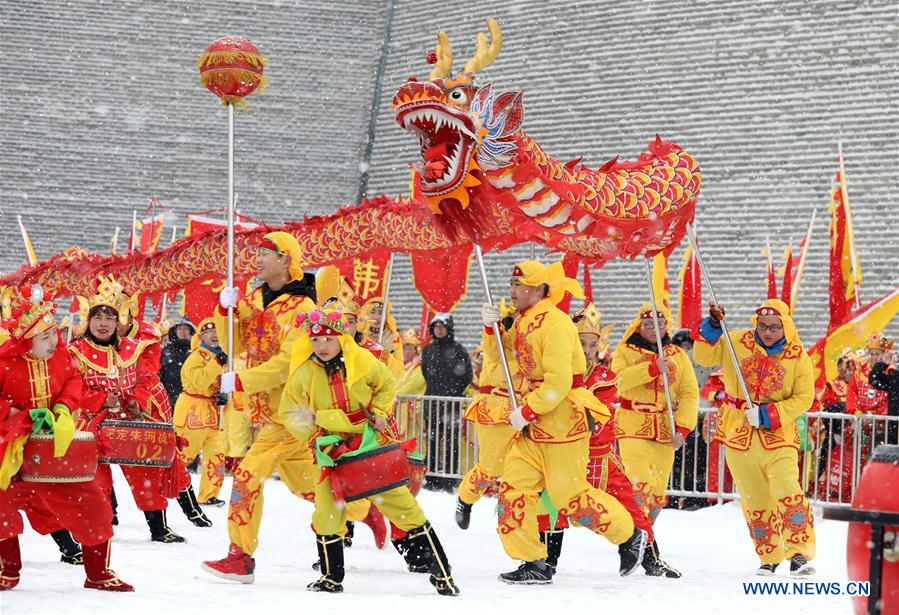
[395, 395, 899, 506]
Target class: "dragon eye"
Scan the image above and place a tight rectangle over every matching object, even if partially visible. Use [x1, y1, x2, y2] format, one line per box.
[449, 89, 467, 104]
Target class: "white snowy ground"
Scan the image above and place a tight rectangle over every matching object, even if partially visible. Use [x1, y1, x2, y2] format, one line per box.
[4, 471, 854, 615]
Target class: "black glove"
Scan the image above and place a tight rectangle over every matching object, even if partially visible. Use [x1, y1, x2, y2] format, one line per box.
[214, 392, 229, 406]
[215, 352, 229, 366]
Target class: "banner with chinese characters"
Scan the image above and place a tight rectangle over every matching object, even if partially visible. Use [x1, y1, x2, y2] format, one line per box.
[335, 251, 391, 305]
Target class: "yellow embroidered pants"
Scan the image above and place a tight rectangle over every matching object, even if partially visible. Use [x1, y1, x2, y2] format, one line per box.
[497, 435, 634, 562]
[617, 438, 675, 523]
[175, 425, 226, 502]
[725, 442, 815, 565]
[458, 423, 517, 505]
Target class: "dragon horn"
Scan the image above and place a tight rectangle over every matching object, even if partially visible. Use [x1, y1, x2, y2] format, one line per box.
[463, 18, 502, 74]
[428, 30, 453, 80]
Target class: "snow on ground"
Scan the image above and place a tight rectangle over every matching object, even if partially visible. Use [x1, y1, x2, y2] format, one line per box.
[4, 471, 854, 615]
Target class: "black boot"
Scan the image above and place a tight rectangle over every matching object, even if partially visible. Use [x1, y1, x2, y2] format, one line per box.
[618, 529, 648, 576]
[405, 522, 460, 596]
[499, 560, 553, 585]
[144, 510, 187, 543]
[109, 488, 118, 526]
[177, 485, 212, 528]
[455, 498, 472, 530]
[540, 530, 564, 575]
[391, 533, 430, 573]
[641, 540, 682, 578]
[200, 497, 226, 508]
[307, 534, 344, 593]
[343, 521, 355, 547]
[50, 529, 82, 565]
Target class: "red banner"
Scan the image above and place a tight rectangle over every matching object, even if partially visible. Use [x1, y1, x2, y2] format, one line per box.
[334, 251, 391, 306]
[410, 245, 472, 313]
[182, 213, 259, 324]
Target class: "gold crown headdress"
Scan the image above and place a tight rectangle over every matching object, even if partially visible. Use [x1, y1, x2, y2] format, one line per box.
[75, 275, 137, 326]
[322, 280, 361, 316]
[865, 333, 894, 352]
[400, 328, 423, 347]
[573, 303, 615, 351]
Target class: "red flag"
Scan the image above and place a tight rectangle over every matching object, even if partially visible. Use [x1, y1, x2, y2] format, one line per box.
[779, 244, 794, 307]
[138, 213, 165, 253]
[829, 168, 862, 329]
[764, 237, 777, 300]
[410, 244, 472, 313]
[335, 252, 392, 306]
[677, 243, 702, 329]
[181, 212, 259, 324]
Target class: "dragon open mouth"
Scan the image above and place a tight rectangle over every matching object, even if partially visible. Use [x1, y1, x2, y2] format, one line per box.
[396, 102, 477, 196]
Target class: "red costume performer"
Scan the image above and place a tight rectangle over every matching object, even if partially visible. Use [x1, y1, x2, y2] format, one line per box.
[574, 304, 680, 578]
[68, 276, 186, 543]
[0, 289, 132, 591]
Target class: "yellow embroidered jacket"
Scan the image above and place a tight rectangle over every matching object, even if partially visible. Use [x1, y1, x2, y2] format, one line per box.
[693, 322, 814, 451]
[173, 345, 222, 430]
[215, 286, 314, 424]
[504, 298, 606, 444]
[611, 340, 698, 444]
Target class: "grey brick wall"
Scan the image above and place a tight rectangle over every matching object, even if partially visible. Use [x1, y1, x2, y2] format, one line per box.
[3, 1, 898, 351]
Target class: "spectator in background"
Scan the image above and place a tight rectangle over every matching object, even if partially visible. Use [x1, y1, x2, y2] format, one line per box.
[869, 345, 899, 445]
[159, 317, 195, 407]
[421, 313, 473, 491]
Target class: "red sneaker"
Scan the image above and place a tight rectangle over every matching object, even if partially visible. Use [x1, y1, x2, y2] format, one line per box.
[0, 574, 20, 591]
[361, 505, 388, 549]
[84, 571, 135, 592]
[201, 543, 255, 583]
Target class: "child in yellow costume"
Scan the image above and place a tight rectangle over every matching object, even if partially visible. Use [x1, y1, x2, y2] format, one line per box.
[278, 308, 460, 596]
[173, 318, 227, 518]
[397, 328, 426, 396]
[201, 231, 323, 583]
[455, 303, 521, 530]
[611, 304, 699, 522]
[482, 261, 647, 585]
[693, 298, 816, 576]
[357, 297, 404, 379]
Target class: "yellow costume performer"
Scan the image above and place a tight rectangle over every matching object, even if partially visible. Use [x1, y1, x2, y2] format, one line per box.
[202, 232, 321, 582]
[489, 261, 646, 584]
[278, 308, 460, 596]
[693, 298, 816, 574]
[611, 303, 699, 522]
[455, 309, 521, 528]
[173, 318, 226, 504]
[396, 328, 426, 396]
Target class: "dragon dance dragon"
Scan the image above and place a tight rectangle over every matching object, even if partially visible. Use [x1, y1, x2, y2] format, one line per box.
[2, 19, 700, 310]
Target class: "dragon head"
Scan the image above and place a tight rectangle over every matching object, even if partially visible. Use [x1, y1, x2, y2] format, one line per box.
[393, 18, 523, 214]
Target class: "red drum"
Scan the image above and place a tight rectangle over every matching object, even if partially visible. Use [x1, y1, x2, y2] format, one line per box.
[331, 443, 410, 502]
[847, 445, 899, 615]
[98, 420, 177, 467]
[407, 454, 426, 497]
[19, 431, 98, 483]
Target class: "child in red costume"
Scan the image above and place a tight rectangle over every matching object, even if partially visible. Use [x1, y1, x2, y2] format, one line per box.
[0, 288, 132, 591]
[575, 304, 682, 578]
[69, 276, 186, 543]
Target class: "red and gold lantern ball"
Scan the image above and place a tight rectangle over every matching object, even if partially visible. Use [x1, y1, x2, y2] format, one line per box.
[197, 36, 267, 109]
